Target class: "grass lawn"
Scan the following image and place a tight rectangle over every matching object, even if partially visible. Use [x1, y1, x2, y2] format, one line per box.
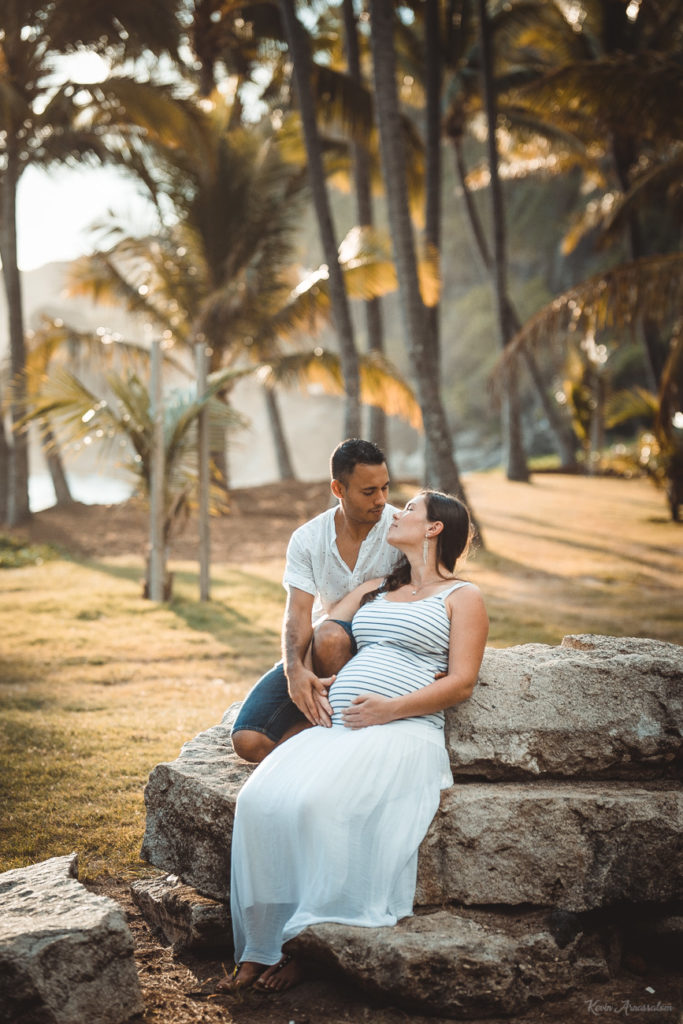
[1, 472, 681, 882]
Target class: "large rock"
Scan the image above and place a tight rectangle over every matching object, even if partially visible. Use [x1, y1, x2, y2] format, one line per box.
[0, 854, 143, 1024]
[141, 709, 683, 911]
[417, 780, 683, 911]
[286, 907, 610, 1017]
[446, 635, 683, 780]
[130, 875, 231, 952]
[140, 704, 251, 902]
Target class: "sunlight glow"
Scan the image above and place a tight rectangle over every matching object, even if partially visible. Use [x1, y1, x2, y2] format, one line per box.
[626, 0, 642, 22]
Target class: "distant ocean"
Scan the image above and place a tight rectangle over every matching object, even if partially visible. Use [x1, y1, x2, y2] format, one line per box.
[30, 473, 134, 512]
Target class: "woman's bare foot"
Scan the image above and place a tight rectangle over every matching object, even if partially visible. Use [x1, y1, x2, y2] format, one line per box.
[216, 960, 266, 992]
[255, 954, 305, 992]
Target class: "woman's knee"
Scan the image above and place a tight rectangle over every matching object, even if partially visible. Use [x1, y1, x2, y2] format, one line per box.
[311, 620, 353, 677]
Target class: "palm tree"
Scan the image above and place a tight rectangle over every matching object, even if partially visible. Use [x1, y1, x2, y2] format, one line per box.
[474, 0, 529, 481]
[0, 0, 182, 525]
[499, 252, 683, 499]
[21, 361, 243, 595]
[341, 0, 389, 455]
[278, 0, 362, 438]
[368, 0, 475, 525]
[483, 0, 683, 390]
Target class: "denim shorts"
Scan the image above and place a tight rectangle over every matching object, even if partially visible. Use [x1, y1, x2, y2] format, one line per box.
[231, 620, 356, 743]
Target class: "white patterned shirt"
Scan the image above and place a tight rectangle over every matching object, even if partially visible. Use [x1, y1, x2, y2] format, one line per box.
[283, 503, 401, 622]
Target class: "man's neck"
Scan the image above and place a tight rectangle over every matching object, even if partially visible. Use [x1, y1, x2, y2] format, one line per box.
[334, 506, 378, 544]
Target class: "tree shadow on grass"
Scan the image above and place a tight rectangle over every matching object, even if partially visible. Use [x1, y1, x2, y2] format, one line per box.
[78, 558, 283, 646]
[483, 512, 679, 566]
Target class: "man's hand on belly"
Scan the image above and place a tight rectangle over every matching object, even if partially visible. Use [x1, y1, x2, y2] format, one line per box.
[288, 665, 335, 728]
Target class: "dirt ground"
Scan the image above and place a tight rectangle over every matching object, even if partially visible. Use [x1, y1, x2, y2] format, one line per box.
[13, 482, 683, 1024]
[91, 875, 681, 1024]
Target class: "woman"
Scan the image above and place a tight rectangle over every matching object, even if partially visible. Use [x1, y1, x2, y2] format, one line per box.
[220, 489, 488, 993]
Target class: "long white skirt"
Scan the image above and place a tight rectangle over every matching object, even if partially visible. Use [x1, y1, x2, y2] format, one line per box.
[230, 719, 453, 965]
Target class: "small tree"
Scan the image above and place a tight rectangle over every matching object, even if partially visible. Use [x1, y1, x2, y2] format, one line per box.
[20, 361, 244, 597]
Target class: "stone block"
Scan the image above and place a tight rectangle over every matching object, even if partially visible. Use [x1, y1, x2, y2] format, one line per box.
[140, 703, 252, 901]
[286, 906, 610, 1018]
[417, 780, 683, 911]
[0, 854, 143, 1024]
[130, 874, 231, 952]
[446, 635, 683, 780]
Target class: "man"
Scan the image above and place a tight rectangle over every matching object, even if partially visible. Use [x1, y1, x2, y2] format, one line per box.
[231, 438, 401, 763]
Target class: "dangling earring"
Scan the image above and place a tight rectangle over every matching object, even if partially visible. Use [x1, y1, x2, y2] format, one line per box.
[423, 536, 429, 565]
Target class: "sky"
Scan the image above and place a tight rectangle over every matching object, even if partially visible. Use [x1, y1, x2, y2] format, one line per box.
[17, 164, 148, 271]
[16, 50, 153, 272]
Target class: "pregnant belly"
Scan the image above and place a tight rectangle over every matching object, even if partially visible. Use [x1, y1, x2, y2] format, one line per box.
[328, 645, 440, 724]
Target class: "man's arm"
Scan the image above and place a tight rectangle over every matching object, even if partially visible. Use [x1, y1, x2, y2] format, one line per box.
[282, 587, 334, 728]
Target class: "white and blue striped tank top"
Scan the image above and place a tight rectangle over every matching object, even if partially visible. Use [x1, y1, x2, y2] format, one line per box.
[328, 581, 471, 730]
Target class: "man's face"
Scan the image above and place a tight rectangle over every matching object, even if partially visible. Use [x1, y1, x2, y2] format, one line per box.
[335, 463, 389, 525]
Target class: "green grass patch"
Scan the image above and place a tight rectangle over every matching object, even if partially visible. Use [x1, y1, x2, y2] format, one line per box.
[0, 533, 62, 568]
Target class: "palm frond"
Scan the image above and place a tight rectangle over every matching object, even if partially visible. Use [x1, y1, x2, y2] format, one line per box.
[604, 386, 658, 429]
[258, 348, 422, 429]
[503, 253, 683, 359]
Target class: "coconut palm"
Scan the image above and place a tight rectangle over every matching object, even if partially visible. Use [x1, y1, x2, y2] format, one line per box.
[21, 360, 245, 594]
[278, 0, 362, 438]
[0, 0, 182, 525]
[500, 251, 683, 506]
[367, 0, 476, 529]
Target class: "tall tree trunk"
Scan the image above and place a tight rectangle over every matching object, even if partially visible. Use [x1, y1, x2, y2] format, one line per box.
[368, 0, 480, 537]
[42, 424, 74, 506]
[450, 132, 578, 470]
[475, 0, 529, 482]
[422, 0, 445, 487]
[0, 414, 9, 523]
[279, 0, 361, 439]
[263, 385, 296, 480]
[612, 137, 664, 388]
[341, 0, 388, 457]
[0, 144, 31, 524]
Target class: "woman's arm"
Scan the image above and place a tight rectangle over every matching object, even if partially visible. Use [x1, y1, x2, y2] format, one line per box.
[325, 577, 384, 622]
[342, 585, 489, 729]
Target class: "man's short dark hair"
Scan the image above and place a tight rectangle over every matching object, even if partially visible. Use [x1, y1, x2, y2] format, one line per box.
[331, 438, 387, 486]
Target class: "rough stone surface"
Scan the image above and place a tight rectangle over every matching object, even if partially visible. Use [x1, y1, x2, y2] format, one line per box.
[130, 875, 231, 952]
[416, 780, 683, 911]
[142, 708, 683, 909]
[0, 853, 143, 1024]
[446, 635, 683, 780]
[140, 703, 252, 901]
[286, 907, 610, 1017]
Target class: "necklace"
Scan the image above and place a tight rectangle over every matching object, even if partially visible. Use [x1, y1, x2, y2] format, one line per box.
[409, 575, 456, 595]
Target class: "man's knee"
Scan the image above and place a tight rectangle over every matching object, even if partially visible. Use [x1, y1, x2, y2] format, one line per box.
[311, 620, 354, 678]
[231, 729, 275, 764]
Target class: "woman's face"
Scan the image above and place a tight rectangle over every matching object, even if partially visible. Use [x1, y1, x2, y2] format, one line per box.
[388, 493, 430, 549]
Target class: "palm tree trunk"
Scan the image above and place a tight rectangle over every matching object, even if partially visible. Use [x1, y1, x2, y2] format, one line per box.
[0, 414, 9, 523]
[612, 137, 664, 388]
[342, 0, 388, 457]
[423, 0, 445, 487]
[42, 424, 74, 506]
[279, 0, 361, 439]
[0, 144, 31, 524]
[368, 0, 480, 536]
[475, 0, 529, 482]
[450, 133, 578, 470]
[263, 385, 296, 480]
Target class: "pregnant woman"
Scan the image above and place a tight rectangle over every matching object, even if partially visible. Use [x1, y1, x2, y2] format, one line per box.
[222, 489, 489, 993]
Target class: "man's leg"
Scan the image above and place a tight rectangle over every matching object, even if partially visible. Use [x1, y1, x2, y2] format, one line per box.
[231, 661, 307, 763]
[310, 619, 356, 678]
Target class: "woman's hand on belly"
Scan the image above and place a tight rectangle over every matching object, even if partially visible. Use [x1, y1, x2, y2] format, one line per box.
[342, 693, 395, 729]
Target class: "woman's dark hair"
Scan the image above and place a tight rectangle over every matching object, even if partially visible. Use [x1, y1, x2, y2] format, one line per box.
[360, 489, 472, 606]
[331, 438, 386, 486]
